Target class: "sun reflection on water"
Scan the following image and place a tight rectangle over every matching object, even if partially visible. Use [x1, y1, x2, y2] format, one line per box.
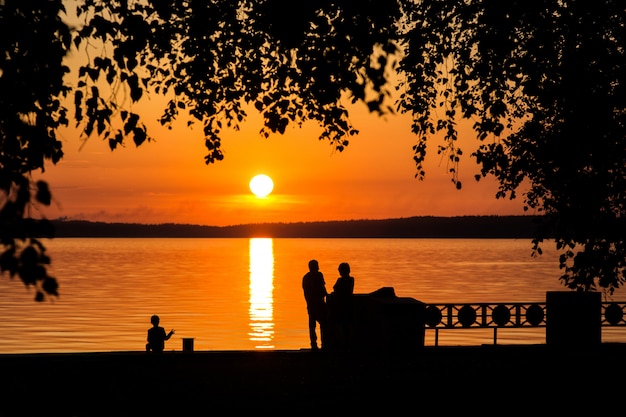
[248, 238, 275, 348]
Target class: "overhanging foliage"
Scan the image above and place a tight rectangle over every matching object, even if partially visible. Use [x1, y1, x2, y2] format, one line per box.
[1, 0, 624, 300]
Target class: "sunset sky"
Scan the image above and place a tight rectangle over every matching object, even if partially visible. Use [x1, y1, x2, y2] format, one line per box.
[35, 91, 528, 227]
[19, 4, 538, 228]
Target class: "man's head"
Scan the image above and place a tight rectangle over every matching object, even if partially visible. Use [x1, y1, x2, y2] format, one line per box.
[308, 259, 319, 272]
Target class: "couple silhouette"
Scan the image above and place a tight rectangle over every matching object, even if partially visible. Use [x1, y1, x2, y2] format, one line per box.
[302, 260, 354, 351]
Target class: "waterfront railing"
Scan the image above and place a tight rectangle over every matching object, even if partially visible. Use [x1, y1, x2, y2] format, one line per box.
[424, 301, 626, 346]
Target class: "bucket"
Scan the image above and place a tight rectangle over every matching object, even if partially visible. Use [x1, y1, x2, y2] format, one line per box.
[182, 337, 195, 352]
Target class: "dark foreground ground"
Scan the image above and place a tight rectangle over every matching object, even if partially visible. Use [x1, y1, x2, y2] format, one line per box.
[1, 344, 624, 416]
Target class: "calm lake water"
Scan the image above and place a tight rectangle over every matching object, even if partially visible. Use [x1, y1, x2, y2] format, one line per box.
[1, 238, 625, 353]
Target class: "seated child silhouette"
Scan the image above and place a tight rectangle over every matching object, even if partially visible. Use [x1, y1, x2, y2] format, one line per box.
[146, 314, 175, 352]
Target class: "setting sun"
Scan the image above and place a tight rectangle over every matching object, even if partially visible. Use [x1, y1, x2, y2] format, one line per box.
[249, 174, 274, 198]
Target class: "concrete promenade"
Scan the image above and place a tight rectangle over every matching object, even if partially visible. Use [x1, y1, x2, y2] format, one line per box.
[1, 344, 624, 416]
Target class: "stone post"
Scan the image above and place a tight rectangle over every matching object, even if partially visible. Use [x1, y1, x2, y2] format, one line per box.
[546, 291, 601, 347]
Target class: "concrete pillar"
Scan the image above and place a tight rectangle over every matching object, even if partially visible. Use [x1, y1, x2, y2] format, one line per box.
[546, 291, 601, 347]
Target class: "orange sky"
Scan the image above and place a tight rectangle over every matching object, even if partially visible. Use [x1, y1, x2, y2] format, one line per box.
[34, 91, 529, 227]
[23, 7, 533, 228]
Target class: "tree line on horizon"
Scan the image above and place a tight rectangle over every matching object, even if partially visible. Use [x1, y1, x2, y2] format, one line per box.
[51, 215, 544, 239]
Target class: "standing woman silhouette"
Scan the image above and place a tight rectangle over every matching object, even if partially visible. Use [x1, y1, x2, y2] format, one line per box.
[331, 262, 354, 349]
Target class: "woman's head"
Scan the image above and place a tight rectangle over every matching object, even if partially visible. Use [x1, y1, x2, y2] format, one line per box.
[338, 262, 350, 276]
[151, 315, 160, 326]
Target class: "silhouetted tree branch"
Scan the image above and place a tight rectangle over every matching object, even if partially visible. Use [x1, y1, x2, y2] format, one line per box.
[398, 0, 626, 293]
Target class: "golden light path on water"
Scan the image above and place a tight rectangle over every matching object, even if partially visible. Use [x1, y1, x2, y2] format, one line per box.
[248, 238, 275, 348]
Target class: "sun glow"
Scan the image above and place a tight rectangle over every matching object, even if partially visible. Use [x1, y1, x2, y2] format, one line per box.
[249, 174, 274, 198]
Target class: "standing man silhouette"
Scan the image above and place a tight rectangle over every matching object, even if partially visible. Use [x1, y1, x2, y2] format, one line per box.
[302, 259, 328, 351]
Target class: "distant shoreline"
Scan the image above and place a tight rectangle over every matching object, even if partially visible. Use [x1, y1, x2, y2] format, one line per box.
[51, 215, 544, 238]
